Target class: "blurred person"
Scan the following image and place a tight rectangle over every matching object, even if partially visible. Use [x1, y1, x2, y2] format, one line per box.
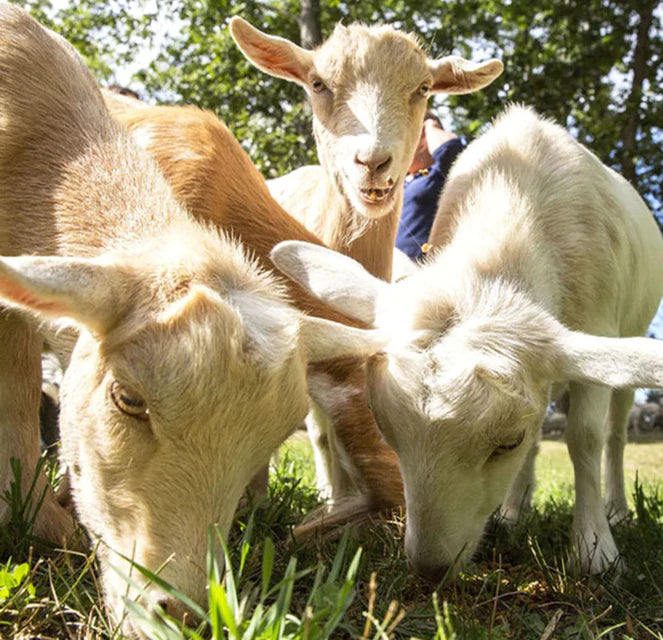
[395, 111, 466, 261]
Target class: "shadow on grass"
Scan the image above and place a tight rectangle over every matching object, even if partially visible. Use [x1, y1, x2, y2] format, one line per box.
[1, 447, 662, 639]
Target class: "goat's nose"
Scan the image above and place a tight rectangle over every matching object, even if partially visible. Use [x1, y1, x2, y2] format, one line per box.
[354, 149, 393, 173]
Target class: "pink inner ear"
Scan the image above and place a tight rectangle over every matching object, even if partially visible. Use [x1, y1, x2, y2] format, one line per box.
[251, 41, 302, 77]
[0, 273, 68, 315]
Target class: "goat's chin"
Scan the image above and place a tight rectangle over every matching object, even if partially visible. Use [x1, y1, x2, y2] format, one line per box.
[349, 185, 398, 220]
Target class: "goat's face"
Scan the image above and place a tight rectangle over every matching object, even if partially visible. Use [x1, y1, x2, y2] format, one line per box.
[229, 18, 503, 220]
[365, 333, 550, 581]
[308, 25, 431, 219]
[55, 236, 308, 631]
[268, 241, 573, 582]
[0, 229, 386, 637]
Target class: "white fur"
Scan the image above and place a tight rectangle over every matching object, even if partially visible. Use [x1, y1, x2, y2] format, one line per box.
[271, 105, 663, 578]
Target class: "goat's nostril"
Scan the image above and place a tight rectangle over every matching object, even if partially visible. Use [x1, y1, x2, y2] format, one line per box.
[354, 152, 367, 167]
[354, 151, 393, 173]
[156, 597, 176, 617]
[376, 154, 392, 172]
[155, 597, 193, 622]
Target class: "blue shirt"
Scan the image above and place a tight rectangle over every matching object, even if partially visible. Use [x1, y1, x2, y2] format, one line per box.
[396, 136, 467, 261]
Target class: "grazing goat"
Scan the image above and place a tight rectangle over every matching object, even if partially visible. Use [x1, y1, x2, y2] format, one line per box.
[0, 6, 383, 634]
[271, 105, 663, 578]
[101, 92, 407, 517]
[230, 16, 502, 499]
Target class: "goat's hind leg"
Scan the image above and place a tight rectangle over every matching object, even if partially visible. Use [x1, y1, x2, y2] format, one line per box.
[603, 388, 633, 524]
[0, 312, 73, 543]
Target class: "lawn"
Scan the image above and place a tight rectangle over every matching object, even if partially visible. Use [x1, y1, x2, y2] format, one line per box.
[1, 438, 662, 639]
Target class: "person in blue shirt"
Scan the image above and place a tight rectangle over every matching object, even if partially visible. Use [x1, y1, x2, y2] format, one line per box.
[395, 111, 467, 261]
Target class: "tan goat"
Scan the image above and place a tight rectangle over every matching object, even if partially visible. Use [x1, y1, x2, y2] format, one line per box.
[229, 17, 502, 281]
[230, 16, 503, 499]
[101, 91, 407, 520]
[272, 105, 663, 578]
[0, 6, 383, 634]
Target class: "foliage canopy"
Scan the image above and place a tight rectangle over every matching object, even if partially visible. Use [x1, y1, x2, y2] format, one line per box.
[14, 0, 663, 226]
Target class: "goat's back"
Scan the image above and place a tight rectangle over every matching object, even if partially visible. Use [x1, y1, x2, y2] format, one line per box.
[430, 105, 663, 336]
[0, 4, 106, 157]
[0, 5, 176, 257]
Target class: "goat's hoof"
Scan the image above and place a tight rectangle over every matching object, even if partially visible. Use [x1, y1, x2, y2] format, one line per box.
[498, 504, 529, 527]
[569, 532, 624, 577]
[55, 471, 74, 512]
[605, 501, 630, 526]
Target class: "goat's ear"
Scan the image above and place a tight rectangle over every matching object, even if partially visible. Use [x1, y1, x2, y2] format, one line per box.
[0, 256, 122, 336]
[300, 316, 387, 362]
[229, 16, 313, 87]
[429, 56, 503, 94]
[553, 328, 663, 389]
[270, 241, 389, 326]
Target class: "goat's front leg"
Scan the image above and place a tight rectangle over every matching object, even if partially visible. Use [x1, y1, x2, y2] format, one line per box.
[566, 383, 619, 574]
[603, 388, 633, 524]
[294, 359, 403, 540]
[306, 401, 354, 501]
[0, 313, 74, 543]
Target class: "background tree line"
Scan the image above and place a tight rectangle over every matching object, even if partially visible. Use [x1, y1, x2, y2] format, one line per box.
[17, 0, 663, 228]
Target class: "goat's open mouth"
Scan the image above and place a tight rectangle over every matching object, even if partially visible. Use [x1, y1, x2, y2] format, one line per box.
[359, 186, 394, 204]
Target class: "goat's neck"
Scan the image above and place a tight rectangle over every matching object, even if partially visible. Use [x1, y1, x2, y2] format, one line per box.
[113, 109, 366, 329]
[52, 130, 182, 257]
[313, 170, 401, 282]
[419, 178, 560, 325]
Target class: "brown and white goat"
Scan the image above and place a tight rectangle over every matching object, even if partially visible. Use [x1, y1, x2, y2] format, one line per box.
[272, 105, 663, 578]
[230, 16, 503, 498]
[0, 6, 382, 634]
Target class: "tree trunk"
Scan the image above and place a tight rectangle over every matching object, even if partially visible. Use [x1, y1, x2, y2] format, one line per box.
[298, 0, 322, 49]
[620, 2, 655, 187]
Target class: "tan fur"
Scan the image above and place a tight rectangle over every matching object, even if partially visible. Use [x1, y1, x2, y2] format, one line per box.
[102, 91, 406, 517]
[0, 7, 383, 634]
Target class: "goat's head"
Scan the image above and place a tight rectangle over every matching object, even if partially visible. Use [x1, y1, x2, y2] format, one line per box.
[230, 17, 502, 220]
[270, 240, 663, 581]
[0, 229, 386, 634]
[361, 292, 555, 580]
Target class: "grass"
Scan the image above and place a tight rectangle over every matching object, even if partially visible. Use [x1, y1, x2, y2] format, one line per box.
[1, 439, 662, 639]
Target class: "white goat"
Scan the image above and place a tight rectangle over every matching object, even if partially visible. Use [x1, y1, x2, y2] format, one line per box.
[271, 105, 663, 579]
[230, 16, 502, 501]
[0, 6, 383, 634]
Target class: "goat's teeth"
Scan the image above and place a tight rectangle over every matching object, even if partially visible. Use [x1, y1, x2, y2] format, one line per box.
[361, 186, 393, 203]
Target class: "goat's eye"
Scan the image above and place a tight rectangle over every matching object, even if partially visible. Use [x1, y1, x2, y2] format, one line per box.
[489, 432, 525, 460]
[111, 381, 149, 421]
[310, 77, 328, 94]
[418, 83, 431, 97]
